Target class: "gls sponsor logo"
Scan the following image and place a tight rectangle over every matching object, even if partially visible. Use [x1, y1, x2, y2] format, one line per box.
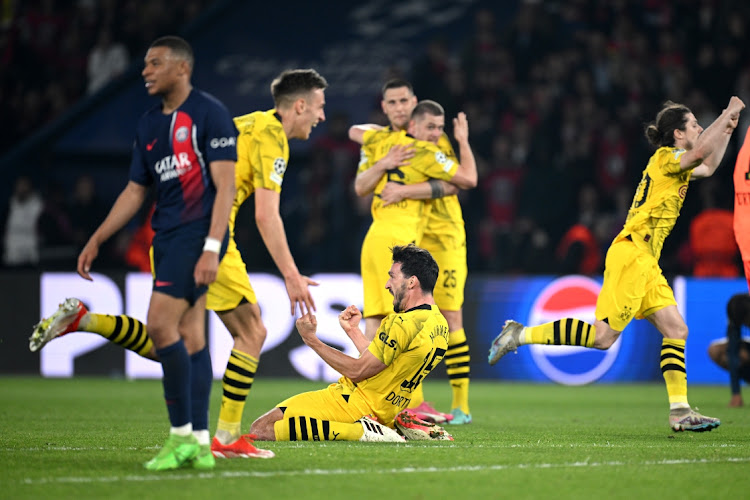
[379, 330, 397, 349]
[527, 275, 621, 385]
[154, 152, 192, 181]
[210, 136, 236, 149]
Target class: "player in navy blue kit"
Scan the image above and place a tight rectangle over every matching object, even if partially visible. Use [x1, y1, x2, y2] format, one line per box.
[76, 36, 237, 471]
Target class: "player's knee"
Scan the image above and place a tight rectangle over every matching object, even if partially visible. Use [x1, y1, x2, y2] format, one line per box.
[707, 342, 725, 365]
[237, 316, 266, 343]
[670, 323, 689, 341]
[593, 320, 619, 349]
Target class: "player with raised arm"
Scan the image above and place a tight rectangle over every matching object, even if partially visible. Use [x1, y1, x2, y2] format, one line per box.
[248, 244, 452, 442]
[350, 79, 476, 425]
[30, 69, 328, 459]
[489, 97, 745, 432]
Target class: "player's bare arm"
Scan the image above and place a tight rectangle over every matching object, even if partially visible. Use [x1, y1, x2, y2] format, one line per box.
[684, 96, 744, 177]
[77, 181, 147, 281]
[338, 305, 369, 354]
[380, 179, 459, 206]
[255, 187, 318, 315]
[348, 123, 384, 145]
[296, 312, 386, 382]
[450, 112, 478, 189]
[354, 143, 415, 197]
[194, 159, 235, 286]
[692, 109, 741, 179]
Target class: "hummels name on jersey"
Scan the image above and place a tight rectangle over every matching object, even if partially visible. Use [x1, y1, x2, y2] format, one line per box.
[155, 152, 192, 181]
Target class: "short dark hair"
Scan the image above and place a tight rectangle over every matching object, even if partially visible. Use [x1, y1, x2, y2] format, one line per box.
[150, 36, 194, 70]
[411, 100, 444, 121]
[391, 244, 438, 293]
[271, 69, 328, 107]
[381, 79, 414, 97]
[644, 100, 692, 148]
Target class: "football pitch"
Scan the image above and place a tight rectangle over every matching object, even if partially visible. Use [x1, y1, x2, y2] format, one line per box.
[1, 377, 748, 499]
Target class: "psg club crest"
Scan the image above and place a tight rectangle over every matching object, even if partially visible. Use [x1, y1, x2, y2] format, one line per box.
[526, 275, 622, 385]
[175, 126, 189, 143]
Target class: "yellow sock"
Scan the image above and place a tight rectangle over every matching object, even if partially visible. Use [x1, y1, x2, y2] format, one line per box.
[274, 416, 363, 441]
[216, 349, 258, 441]
[407, 384, 424, 409]
[661, 338, 688, 408]
[85, 313, 153, 358]
[524, 318, 596, 347]
[445, 328, 470, 414]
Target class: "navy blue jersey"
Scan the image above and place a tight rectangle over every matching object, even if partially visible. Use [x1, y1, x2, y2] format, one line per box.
[129, 89, 237, 232]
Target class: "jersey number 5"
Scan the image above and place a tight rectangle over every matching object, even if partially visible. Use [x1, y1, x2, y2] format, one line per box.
[401, 347, 447, 392]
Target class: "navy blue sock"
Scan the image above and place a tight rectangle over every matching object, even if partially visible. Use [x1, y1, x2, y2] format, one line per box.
[190, 346, 212, 431]
[156, 339, 191, 428]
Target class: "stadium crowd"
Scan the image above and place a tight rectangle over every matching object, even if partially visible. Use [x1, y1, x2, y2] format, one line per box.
[3, 0, 750, 277]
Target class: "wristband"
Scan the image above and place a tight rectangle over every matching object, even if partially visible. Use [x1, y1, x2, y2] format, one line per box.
[203, 237, 221, 254]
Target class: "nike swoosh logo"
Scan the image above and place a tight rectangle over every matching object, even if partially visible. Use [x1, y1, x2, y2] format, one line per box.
[146, 139, 157, 151]
[155, 280, 173, 287]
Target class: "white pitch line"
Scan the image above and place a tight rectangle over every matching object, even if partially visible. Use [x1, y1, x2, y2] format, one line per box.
[21, 456, 750, 485]
[6, 442, 742, 452]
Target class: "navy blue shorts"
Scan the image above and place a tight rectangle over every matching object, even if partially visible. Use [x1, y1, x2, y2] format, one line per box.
[151, 220, 228, 305]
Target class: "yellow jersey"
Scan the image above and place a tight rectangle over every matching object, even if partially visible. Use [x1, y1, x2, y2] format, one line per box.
[616, 146, 691, 260]
[340, 304, 449, 423]
[230, 109, 288, 237]
[360, 129, 458, 229]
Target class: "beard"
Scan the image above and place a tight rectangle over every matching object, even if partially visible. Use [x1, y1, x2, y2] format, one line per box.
[391, 283, 407, 313]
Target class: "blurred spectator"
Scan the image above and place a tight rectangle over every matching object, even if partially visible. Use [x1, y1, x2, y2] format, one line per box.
[6, 0, 750, 276]
[1, 0, 209, 155]
[123, 204, 154, 272]
[554, 184, 604, 276]
[2, 176, 43, 267]
[479, 134, 524, 271]
[37, 181, 76, 268]
[87, 27, 128, 94]
[68, 174, 106, 250]
[688, 180, 739, 278]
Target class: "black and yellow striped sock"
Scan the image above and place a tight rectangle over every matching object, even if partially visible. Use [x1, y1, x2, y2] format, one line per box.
[445, 328, 470, 414]
[83, 313, 154, 359]
[274, 416, 363, 441]
[661, 338, 688, 408]
[523, 319, 596, 347]
[216, 349, 258, 442]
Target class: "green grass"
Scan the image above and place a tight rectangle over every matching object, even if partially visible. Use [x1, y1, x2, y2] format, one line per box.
[1, 377, 749, 499]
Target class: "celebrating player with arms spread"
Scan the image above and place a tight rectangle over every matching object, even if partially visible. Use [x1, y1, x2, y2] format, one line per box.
[490, 96, 745, 432]
[249, 244, 452, 442]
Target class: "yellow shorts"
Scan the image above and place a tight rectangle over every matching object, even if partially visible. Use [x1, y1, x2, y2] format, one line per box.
[206, 237, 257, 312]
[361, 225, 418, 318]
[277, 382, 372, 423]
[419, 230, 466, 311]
[595, 239, 676, 331]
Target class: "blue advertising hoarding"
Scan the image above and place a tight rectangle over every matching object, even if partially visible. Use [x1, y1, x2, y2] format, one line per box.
[13, 271, 745, 386]
[470, 275, 747, 386]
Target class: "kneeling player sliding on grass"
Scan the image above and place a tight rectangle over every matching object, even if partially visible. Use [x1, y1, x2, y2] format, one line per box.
[489, 96, 745, 432]
[249, 244, 452, 442]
